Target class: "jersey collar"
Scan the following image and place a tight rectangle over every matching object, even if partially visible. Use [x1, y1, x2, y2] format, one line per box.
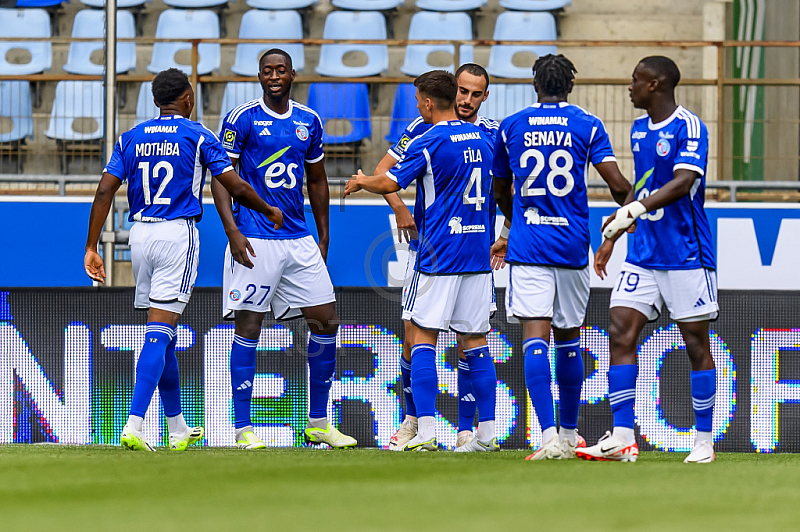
[648, 105, 684, 130]
[258, 98, 294, 120]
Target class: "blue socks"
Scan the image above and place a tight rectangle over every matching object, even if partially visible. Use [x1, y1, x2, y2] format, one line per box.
[410, 344, 437, 418]
[400, 355, 417, 418]
[524, 337, 555, 431]
[691, 368, 716, 433]
[457, 359, 475, 431]
[158, 334, 181, 418]
[555, 338, 583, 430]
[307, 333, 337, 419]
[130, 322, 175, 418]
[464, 346, 496, 423]
[608, 364, 638, 429]
[230, 334, 258, 429]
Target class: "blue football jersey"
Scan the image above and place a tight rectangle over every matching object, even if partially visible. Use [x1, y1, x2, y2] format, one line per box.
[492, 102, 617, 268]
[220, 99, 324, 239]
[104, 115, 233, 222]
[390, 115, 499, 252]
[387, 120, 494, 275]
[626, 106, 715, 270]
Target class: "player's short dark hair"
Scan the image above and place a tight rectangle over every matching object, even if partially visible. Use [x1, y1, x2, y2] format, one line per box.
[259, 48, 293, 70]
[532, 54, 577, 98]
[455, 63, 490, 91]
[151, 68, 192, 107]
[414, 70, 457, 110]
[639, 56, 681, 90]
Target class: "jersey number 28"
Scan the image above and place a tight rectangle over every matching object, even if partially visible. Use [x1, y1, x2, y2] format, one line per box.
[138, 161, 173, 205]
[519, 148, 574, 198]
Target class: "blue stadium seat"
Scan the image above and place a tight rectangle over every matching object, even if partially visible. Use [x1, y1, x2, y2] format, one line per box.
[385, 83, 418, 143]
[414, 0, 487, 11]
[487, 11, 557, 79]
[163, 0, 228, 7]
[64, 10, 136, 75]
[136, 81, 204, 126]
[79, 0, 147, 7]
[15, 0, 64, 6]
[245, 0, 317, 9]
[315, 11, 388, 78]
[0, 8, 52, 75]
[44, 81, 104, 141]
[480, 83, 537, 121]
[0, 80, 33, 143]
[331, 0, 403, 10]
[307, 83, 371, 144]
[400, 12, 473, 76]
[499, 0, 570, 11]
[232, 10, 304, 76]
[221, 82, 262, 117]
[147, 9, 221, 76]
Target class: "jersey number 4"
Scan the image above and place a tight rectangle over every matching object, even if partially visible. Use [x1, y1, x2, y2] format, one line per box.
[519, 148, 574, 198]
[462, 168, 486, 211]
[138, 161, 174, 205]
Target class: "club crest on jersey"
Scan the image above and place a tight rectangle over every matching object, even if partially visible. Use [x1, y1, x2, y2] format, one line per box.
[229, 289, 241, 302]
[656, 138, 671, 157]
[222, 130, 236, 150]
[295, 125, 309, 141]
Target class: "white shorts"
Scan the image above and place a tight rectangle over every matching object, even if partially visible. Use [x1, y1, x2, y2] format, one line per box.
[402, 271, 493, 335]
[401, 249, 496, 313]
[610, 261, 719, 322]
[223, 235, 335, 319]
[507, 264, 590, 329]
[130, 218, 198, 315]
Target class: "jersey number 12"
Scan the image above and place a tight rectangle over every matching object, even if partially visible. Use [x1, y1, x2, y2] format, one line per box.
[138, 161, 174, 205]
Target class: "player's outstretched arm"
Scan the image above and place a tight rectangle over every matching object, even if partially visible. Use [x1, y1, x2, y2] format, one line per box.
[210, 174, 256, 269]
[375, 153, 416, 243]
[214, 169, 283, 230]
[84, 172, 122, 283]
[343, 170, 401, 197]
[594, 161, 633, 206]
[305, 159, 331, 263]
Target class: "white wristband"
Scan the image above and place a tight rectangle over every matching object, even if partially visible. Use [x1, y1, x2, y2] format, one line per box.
[602, 201, 647, 240]
[499, 224, 510, 239]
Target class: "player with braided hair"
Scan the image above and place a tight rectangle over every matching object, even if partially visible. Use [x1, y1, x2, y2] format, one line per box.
[492, 54, 631, 460]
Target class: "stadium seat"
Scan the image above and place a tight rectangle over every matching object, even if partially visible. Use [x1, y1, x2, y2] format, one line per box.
[45, 81, 105, 141]
[499, 0, 570, 11]
[163, 0, 228, 7]
[63, 10, 136, 75]
[414, 0, 487, 11]
[0, 8, 52, 75]
[487, 12, 557, 79]
[15, 0, 64, 6]
[147, 9, 221, 76]
[221, 82, 262, 117]
[400, 12, 473, 76]
[307, 83, 371, 144]
[331, 0, 403, 10]
[80, 0, 147, 7]
[0, 80, 33, 143]
[315, 11, 388, 78]
[480, 83, 537, 121]
[245, 0, 317, 9]
[136, 81, 204, 125]
[385, 83, 419, 143]
[232, 10, 304, 76]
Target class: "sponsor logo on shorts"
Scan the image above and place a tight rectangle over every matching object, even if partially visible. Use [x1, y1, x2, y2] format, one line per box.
[524, 207, 569, 227]
[222, 130, 236, 150]
[296, 125, 309, 141]
[229, 289, 241, 302]
[656, 138, 670, 157]
[448, 216, 485, 235]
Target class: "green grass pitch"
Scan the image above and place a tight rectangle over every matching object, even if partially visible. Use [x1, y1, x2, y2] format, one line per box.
[1, 446, 799, 531]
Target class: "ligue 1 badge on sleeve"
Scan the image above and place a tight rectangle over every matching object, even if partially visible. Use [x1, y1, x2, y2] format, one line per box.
[656, 138, 671, 157]
[296, 125, 309, 141]
[222, 130, 236, 150]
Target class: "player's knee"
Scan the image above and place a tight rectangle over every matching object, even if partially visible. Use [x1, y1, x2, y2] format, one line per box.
[609, 321, 637, 363]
